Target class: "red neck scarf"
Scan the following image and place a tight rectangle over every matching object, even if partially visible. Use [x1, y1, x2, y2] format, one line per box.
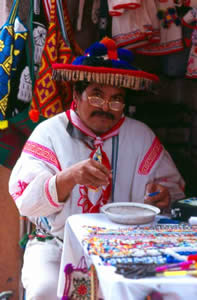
[66, 109, 125, 213]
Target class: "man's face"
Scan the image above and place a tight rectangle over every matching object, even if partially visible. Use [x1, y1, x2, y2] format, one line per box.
[75, 83, 126, 135]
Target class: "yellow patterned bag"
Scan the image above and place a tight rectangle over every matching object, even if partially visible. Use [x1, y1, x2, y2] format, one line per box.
[29, 0, 82, 122]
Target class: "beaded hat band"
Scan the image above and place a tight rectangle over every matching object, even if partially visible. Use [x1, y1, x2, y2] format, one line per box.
[52, 37, 159, 91]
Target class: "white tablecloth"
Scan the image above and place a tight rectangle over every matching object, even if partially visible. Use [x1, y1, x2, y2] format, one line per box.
[58, 213, 197, 300]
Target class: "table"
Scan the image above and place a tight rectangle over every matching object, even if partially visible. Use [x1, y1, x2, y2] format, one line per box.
[58, 213, 197, 300]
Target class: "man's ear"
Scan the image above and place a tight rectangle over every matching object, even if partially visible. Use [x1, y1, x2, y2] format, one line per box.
[73, 89, 77, 99]
[73, 89, 81, 101]
[72, 90, 79, 111]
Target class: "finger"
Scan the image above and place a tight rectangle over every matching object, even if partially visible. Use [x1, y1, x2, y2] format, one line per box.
[90, 159, 111, 176]
[145, 189, 168, 204]
[88, 165, 110, 182]
[144, 193, 162, 204]
[145, 192, 170, 210]
[145, 182, 157, 194]
[84, 169, 110, 186]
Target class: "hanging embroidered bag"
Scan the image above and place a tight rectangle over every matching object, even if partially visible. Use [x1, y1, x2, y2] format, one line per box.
[62, 257, 98, 300]
[0, 1, 46, 169]
[29, 0, 82, 122]
[0, 0, 28, 129]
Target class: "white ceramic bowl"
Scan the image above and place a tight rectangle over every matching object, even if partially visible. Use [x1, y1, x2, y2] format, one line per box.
[101, 202, 160, 225]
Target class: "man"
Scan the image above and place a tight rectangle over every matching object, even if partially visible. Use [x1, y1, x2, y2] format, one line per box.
[9, 37, 185, 299]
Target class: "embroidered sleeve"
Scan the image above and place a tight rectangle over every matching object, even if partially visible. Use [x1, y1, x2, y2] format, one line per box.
[153, 150, 185, 202]
[8, 122, 63, 217]
[135, 123, 185, 202]
[138, 137, 163, 175]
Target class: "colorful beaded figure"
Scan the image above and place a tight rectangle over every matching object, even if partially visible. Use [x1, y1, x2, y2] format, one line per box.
[136, 0, 184, 55]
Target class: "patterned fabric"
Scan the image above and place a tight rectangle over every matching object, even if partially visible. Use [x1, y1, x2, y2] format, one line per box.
[136, 0, 184, 55]
[9, 113, 185, 239]
[0, 0, 48, 169]
[23, 140, 61, 170]
[138, 137, 163, 175]
[29, 0, 80, 122]
[42, 0, 51, 22]
[62, 257, 91, 300]
[0, 0, 28, 129]
[66, 109, 125, 213]
[16, 0, 48, 105]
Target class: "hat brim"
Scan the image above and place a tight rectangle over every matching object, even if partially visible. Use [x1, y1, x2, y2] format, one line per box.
[52, 64, 159, 91]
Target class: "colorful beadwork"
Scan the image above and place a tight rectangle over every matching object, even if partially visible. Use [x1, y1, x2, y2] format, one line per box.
[70, 277, 91, 300]
[82, 224, 197, 266]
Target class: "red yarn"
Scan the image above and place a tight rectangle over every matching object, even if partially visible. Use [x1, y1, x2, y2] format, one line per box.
[188, 254, 197, 262]
[29, 109, 40, 122]
[100, 37, 118, 60]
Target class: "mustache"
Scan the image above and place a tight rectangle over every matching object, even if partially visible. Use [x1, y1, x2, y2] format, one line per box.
[91, 111, 115, 120]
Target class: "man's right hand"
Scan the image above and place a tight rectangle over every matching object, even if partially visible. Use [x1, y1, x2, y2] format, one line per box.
[70, 158, 111, 188]
[56, 159, 112, 202]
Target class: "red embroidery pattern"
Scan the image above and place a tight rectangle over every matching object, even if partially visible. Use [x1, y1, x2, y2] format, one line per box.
[45, 177, 60, 208]
[23, 141, 61, 170]
[12, 180, 29, 200]
[114, 29, 152, 48]
[71, 277, 91, 299]
[138, 137, 163, 175]
[137, 39, 184, 55]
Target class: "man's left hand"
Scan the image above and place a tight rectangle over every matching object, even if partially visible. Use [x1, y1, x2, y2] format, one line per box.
[144, 183, 170, 210]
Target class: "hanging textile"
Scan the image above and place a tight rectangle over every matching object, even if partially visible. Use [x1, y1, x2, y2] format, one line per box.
[15, 0, 48, 106]
[29, 0, 82, 122]
[136, 0, 184, 55]
[111, 0, 160, 50]
[62, 257, 91, 300]
[0, 0, 28, 129]
[42, 0, 51, 23]
[0, 0, 46, 169]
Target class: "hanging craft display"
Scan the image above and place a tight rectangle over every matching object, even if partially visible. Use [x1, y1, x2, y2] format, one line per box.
[16, 0, 48, 105]
[29, 0, 82, 122]
[111, 0, 160, 50]
[136, 0, 185, 55]
[0, 0, 28, 129]
[0, 0, 47, 169]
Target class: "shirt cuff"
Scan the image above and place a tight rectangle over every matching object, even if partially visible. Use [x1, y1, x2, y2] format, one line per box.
[45, 175, 63, 208]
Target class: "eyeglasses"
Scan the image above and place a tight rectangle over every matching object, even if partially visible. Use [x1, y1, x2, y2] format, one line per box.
[87, 96, 125, 111]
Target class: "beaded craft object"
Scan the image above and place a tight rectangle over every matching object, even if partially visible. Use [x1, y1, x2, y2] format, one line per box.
[82, 224, 197, 266]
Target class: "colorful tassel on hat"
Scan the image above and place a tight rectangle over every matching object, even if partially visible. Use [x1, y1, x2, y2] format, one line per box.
[100, 37, 118, 60]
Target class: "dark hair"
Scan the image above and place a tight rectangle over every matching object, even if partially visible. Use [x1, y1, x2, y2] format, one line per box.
[73, 81, 90, 95]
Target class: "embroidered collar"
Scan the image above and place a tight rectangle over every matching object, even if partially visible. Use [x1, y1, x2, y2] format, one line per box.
[66, 121, 95, 149]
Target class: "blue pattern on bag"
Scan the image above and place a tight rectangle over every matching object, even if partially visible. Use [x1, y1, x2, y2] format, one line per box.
[0, 0, 28, 127]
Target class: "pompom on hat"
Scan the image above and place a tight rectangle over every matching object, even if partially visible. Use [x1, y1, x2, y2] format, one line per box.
[52, 37, 159, 91]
